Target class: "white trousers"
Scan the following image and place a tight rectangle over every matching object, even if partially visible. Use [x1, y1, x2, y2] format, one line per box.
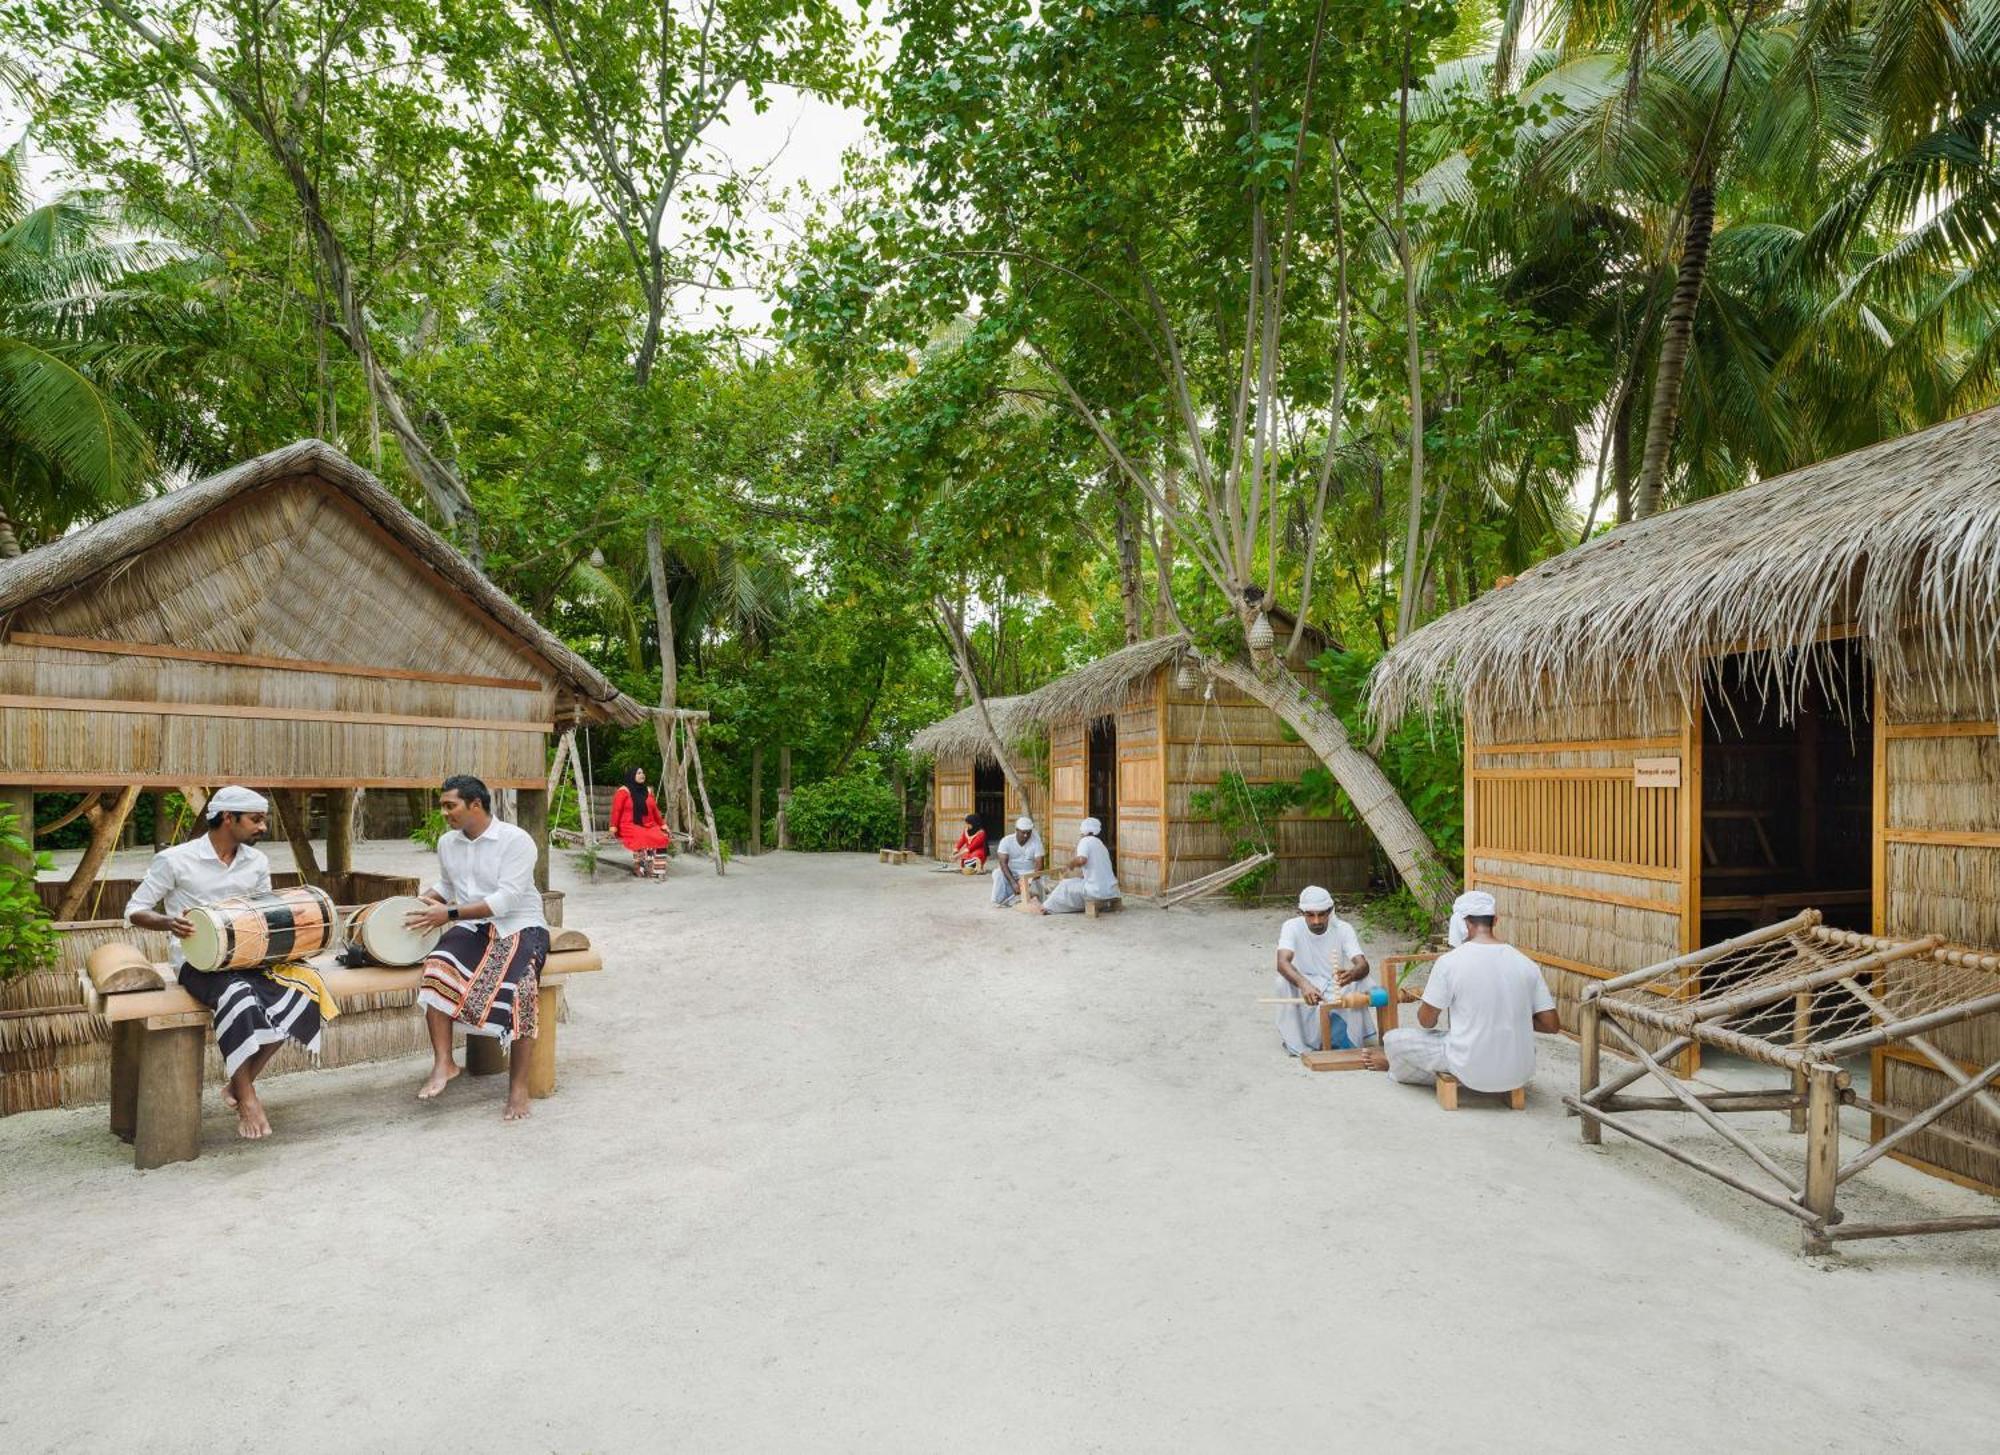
[1042, 879, 1090, 914]
[1383, 1027, 1451, 1086]
[992, 864, 1037, 904]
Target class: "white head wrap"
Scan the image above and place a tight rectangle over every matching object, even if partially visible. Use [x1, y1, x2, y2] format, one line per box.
[208, 785, 268, 815]
[1297, 885, 1335, 913]
[1016, 816, 1035, 831]
[1079, 817, 1102, 838]
[1448, 890, 1498, 947]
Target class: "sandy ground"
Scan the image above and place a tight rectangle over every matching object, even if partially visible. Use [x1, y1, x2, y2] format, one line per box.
[5, 844, 2000, 1454]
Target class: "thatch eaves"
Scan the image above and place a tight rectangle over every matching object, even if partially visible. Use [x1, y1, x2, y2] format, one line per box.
[1368, 407, 2000, 731]
[906, 695, 1035, 763]
[0, 440, 646, 726]
[1019, 635, 1192, 727]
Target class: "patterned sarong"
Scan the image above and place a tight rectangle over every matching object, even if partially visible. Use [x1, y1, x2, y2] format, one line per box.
[418, 924, 548, 1044]
[178, 965, 330, 1078]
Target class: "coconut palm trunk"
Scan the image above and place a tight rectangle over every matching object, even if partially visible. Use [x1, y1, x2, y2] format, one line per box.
[1204, 653, 1456, 917]
[1634, 178, 1716, 519]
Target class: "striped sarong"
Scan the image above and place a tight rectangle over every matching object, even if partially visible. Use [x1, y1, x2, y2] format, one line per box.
[178, 966, 329, 1079]
[418, 924, 547, 1045]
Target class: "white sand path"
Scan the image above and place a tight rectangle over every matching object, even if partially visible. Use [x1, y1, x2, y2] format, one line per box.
[4, 846, 1999, 1453]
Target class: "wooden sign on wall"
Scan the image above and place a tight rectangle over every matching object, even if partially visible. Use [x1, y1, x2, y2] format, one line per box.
[1633, 755, 1682, 790]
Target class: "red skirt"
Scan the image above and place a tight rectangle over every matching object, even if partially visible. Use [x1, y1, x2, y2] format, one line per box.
[617, 821, 671, 851]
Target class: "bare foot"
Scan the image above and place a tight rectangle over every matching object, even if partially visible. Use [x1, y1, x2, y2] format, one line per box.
[503, 1089, 532, 1122]
[235, 1091, 272, 1140]
[223, 1088, 238, 1110]
[1361, 1048, 1390, 1071]
[416, 1060, 461, 1100]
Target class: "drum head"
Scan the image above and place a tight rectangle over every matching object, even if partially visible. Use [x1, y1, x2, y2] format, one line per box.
[182, 907, 224, 973]
[351, 896, 442, 966]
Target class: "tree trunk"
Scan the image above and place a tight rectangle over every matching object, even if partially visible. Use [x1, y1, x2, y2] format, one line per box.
[271, 790, 333, 893]
[1393, 41, 1428, 643]
[1612, 383, 1636, 525]
[1633, 179, 1716, 519]
[750, 742, 764, 855]
[934, 598, 1032, 807]
[324, 787, 357, 888]
[645, 523, 687, 835]
[1155, 455, 1178, 628]
[1204, 654, 1455, 918]
[54, 785, 143, 921]
[0, 500, 21, 559]
[1112, 474, 1145, 646]
[776, 745, 793, 850]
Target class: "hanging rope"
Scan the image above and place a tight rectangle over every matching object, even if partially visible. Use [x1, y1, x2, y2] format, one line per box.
[1160, 668, 1278, 906]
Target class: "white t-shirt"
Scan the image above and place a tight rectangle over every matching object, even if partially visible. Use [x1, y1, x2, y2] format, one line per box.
[430, 818, 546, 936]
[1420, 942, 1556, 1092]
[1076, 835, 1119, 898]
[1277, 915, 1364, 992]
[997, 832, 1044, 875]
[125, 834, 273, 972]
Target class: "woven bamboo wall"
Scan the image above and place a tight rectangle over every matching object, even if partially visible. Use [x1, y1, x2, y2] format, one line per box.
[1878, 644, 2000, 1189]
[1465, 685, 1691, 1037]
[1161, 672, 1368, 898]
[0, 478, 560, 788]
[929, 758, 1045, 861]
[1041, 685, 1165, 893]
[1049, 715, 1088, 868]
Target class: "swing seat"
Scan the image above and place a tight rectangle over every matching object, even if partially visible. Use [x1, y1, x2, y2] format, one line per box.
[1156, 851, 1276, 907]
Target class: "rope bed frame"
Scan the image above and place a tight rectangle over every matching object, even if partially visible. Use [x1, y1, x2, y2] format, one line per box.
[1567, 909, 2000, 1252]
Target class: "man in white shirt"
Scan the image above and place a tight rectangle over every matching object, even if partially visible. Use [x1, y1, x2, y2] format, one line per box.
[991, 815, 1045, 907]
[125, 785, 326, 1142]
[404, 774, 549, 1121]
[1384, 891, 1559, 1093]
[1034, 816, 1119, 914]
[1273, 885, 1382, 1063]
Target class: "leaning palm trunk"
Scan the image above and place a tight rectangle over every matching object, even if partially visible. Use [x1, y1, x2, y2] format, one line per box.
[0, 501, 19, 558]
[1634, 180, 1716, 519]
[645, 523, 688, 836]
[1203, 652, 1456, 918]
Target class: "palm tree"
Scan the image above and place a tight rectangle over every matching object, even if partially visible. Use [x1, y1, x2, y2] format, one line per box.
[0, 140, 163, 556]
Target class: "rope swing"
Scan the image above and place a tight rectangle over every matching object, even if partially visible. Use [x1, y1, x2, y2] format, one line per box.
[1158, 661, 1278, 908]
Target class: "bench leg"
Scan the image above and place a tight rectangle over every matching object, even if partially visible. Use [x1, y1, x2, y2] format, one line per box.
[526, 983, 561, 1099]
[1435, 1074, 1460, 1111]
[134, 1024, 204, 1169]
[1507, 1087, 1527, 1110]
[466, 1035, 508, 1076]
[110, 1020, 142, 1144]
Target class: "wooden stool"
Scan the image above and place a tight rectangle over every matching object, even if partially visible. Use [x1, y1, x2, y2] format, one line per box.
[878, 848, 911, 864]
[1084, 896, 1122, 919]
[1435, 1073, 1525, 1111]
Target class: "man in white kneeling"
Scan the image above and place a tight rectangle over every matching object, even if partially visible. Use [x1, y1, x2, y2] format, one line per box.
[1035, 817, 1119, 915]
[1273, 885, 1382, 1064]
[1384, 891, 1559, 1093]
[992, 815, 1045, 907]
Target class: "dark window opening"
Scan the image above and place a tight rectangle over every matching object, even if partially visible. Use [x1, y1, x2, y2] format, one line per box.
[973, 760, 1007, 846]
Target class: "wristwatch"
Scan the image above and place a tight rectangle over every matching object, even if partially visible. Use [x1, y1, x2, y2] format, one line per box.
[447, 906, 460, 921]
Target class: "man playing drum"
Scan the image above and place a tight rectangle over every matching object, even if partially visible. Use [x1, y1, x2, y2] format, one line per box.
[405, 774, 549, 1121]
[124, 785, 327, 1141]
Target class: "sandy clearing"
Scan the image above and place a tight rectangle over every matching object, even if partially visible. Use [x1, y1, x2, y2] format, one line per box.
[4, 846, 1999, 1454]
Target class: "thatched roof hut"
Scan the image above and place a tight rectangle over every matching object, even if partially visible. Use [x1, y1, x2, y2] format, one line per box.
[913, 635, 1367, 899]
[1370, 406, 2000, 1195]
[0, 439, 641, 1114]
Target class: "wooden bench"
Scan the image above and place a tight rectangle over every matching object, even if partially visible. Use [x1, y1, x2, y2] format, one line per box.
[81, 935, 603, 1169]
[878, 847, 911, 864]
[1084, 896, 1122, 919]
[1436, 1073, 1525, 1111]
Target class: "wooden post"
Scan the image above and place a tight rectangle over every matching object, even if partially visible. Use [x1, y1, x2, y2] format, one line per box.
[525, 982, 561, 1098]
[133, 1019, 206, 1169]
[1579, 996, 1603, 1145]
[54, 785, 142, 921]
[466, 1034, 507, 1077]
[777, 745, 793, 850]
[1802, 1065, 1842, 1252]
[750, 743, 764, 855]
[152, 791, 170, 851]
[686, 722, 724, 877]
[109, 1019, 142, 1143]
[517, 786, 551, 893]
[1790, 990, 1812, 1134]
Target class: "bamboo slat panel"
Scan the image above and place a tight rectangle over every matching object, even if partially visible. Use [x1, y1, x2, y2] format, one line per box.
[1886, 735, 2000, 833]
[0, 708, 544, 786]
[933, 765, 974, 858]
[1474, 686, 1682, 746]
[1119, 756, 1163, 807]
[1469, 772, 1680, 875]
[1877, 1055, 2000, 1195]
[0, 642, 554, 724]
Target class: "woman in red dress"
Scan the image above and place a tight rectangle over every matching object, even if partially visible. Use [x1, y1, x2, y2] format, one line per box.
[952, 814, 989, 871]
[611, 766, 672, 878]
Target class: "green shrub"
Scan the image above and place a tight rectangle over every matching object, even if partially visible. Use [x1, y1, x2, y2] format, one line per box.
[0, 802, 58, 980]
[1188, 771, 1301, 902]
[410, 809, 448, 850]
[783, 774, 904, 852]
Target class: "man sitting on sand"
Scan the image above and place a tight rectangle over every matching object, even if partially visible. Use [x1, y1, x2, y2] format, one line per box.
[1273, 885, 1382, 1065]
[1383, 891, 1558, 1094]
[1034, 817, 1119, 915]
[992, 815, 1044, 907]
[404, 774, 549, 1121]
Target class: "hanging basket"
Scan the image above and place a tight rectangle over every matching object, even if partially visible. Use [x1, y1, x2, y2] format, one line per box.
[1247, 612, 1275, 651]
[1174, 659, 1200, 692]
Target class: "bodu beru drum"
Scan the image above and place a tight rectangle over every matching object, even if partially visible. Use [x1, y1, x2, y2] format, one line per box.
[182, 886, 339, 972]
[339, 896, 443, 967]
